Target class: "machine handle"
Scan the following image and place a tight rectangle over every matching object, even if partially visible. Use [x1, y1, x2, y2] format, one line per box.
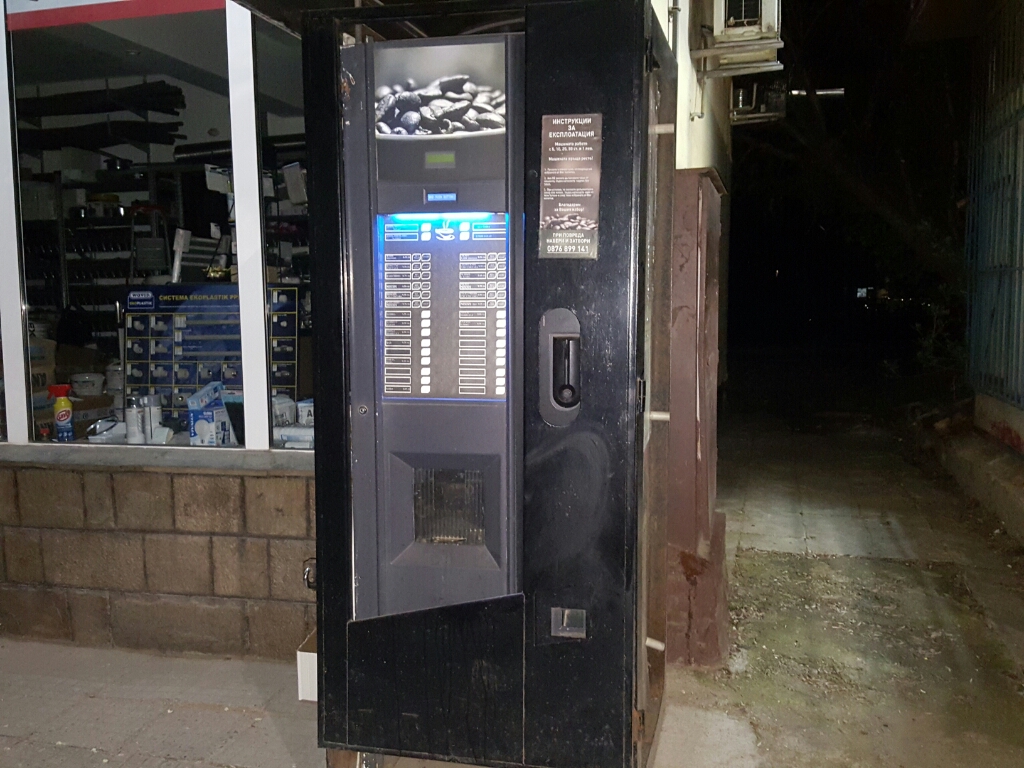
[552, 336, 581, 408]
[539, 308, 582, 427]
[303, 558, 317, 590]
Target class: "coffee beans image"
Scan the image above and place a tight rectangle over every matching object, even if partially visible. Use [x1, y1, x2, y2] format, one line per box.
[540, 214, 599, 231]
[375, 75, 507, 136]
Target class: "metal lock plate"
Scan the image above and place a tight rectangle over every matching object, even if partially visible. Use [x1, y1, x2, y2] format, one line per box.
[550, 607, 587, 639]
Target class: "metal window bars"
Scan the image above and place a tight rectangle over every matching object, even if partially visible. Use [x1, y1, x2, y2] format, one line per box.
[967, 0, 1024, 410]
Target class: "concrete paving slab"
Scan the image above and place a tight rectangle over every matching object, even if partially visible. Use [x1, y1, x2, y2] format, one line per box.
[738, 533, 807, 555]
[802, 516, 876, 557]
[650, 704, 760, 768]
[32, 695, 167, 754]
[731, 512, 805, 539]
[124, 705, 256, 762]
[206, 714, 321, 768]
[0, 689, 81, 739]
[0, 639, 324, 768]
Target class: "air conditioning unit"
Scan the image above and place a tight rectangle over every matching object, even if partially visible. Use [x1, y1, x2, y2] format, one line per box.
[693, 0, 784, 79]
[714, 0, 781, 42]
[730, 77, 786, 125]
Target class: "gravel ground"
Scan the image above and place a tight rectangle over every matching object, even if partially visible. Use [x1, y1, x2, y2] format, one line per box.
[660, 413, 1024, 768]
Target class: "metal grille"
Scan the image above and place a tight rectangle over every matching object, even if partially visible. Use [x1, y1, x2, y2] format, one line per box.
[725, 0, 761, 28]
[967, 0, 1024, 409]
[413, 468, 485, 545]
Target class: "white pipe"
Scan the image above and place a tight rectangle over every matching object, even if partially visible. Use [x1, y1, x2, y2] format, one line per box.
[226, 0, 271, 450]
[669, 0, 681, 54]
[790, 88, 846, 97]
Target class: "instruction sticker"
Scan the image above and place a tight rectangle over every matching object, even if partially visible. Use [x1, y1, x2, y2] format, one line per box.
[539, 113, 603, 260]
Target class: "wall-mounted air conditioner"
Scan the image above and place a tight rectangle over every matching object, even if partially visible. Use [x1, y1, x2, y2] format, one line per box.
[693, 0, 784, 79]
[714, 0, 781, 43]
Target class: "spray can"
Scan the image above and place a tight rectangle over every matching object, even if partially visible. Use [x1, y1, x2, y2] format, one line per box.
[48, 384, 74, 443]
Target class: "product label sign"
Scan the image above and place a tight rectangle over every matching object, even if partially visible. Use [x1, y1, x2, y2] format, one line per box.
[539, 113, 603, 260]
[127, 290, 156, 312]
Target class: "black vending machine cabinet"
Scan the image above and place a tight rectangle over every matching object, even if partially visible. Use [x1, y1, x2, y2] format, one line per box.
[305, 2, 677, 766]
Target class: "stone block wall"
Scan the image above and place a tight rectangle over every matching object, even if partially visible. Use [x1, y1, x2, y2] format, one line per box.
[0, 465, 316, 660]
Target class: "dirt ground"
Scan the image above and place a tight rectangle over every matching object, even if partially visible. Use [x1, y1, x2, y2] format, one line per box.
[660, 415, 1024, 768]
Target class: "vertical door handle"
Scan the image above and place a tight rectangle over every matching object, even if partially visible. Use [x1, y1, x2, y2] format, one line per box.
[552, 336, 581, 408]
[540, 308, 581, 427]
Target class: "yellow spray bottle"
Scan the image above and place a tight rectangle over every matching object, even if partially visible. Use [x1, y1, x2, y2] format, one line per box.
[48, 384, 74, 443]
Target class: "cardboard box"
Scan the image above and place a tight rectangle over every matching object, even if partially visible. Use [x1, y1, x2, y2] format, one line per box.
[29, 337, 57, 367]
[29, 338, 59, 409]
[187, 381, 225, 411]
[189, 398, 237, 447]
[30, 368, 57, 410]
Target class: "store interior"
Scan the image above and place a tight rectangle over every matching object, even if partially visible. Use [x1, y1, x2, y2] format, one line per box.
[3, 10, 312, 448]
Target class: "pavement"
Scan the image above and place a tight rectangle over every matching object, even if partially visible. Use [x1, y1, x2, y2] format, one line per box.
[4, 413, 1024, 768]
[0, 640, 323, 767]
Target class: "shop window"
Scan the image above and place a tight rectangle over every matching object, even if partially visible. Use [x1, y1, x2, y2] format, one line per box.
[254, 17, 312, 450]
[10, 6, 248, 446]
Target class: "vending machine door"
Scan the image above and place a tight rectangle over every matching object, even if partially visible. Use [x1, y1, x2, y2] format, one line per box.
[341, 35, 523, 618]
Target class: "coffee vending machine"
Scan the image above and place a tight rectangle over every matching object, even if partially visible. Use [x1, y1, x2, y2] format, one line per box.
[304, 2, 677, 766]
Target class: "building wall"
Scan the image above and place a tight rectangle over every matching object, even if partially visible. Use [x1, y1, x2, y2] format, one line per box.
[0, 465, 315, 659]
[652, 0, 733, 179]
[967, 0, 1024, 418]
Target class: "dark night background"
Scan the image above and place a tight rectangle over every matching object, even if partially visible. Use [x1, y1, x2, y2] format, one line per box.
[725, 0, 974, 421]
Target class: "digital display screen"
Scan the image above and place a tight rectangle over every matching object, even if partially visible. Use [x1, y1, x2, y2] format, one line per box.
[376, 212, 509, 401]
[424, 151, 456, 169]
[426, 191, 458, 202]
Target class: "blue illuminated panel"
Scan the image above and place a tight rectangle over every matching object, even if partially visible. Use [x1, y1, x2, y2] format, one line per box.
[376, 212, 509, 400]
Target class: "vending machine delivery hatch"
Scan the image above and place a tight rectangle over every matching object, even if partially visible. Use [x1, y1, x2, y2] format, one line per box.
[304, 1, 677, 766]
